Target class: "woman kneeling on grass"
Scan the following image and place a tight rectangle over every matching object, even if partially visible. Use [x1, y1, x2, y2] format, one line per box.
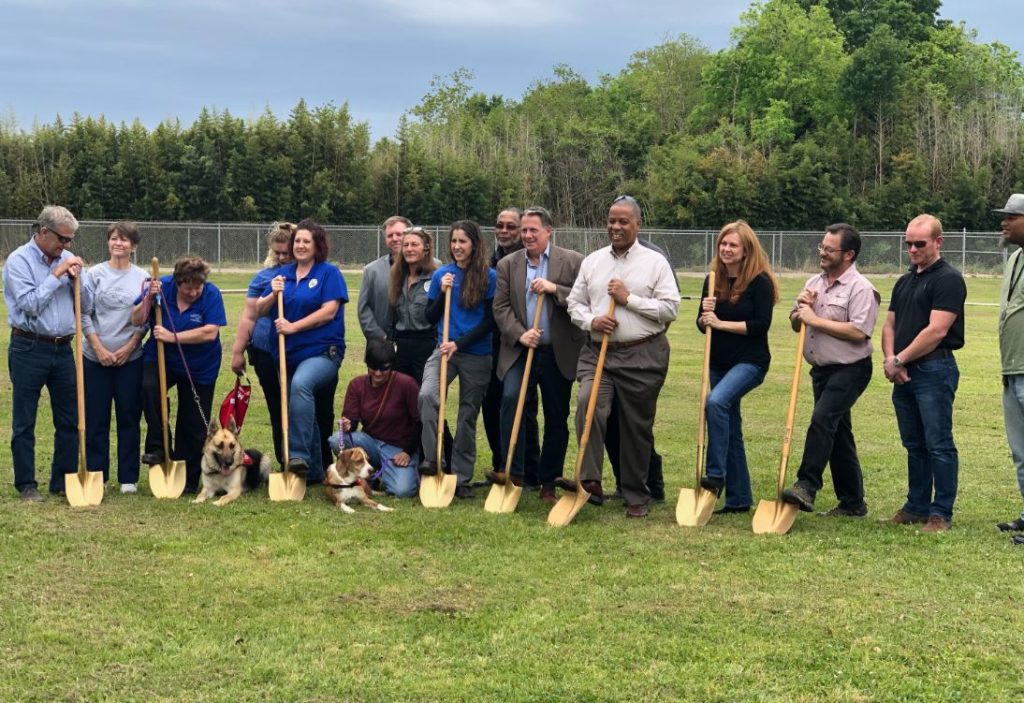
[697, 220, 779, 514]
[417, 220, 496, 499]
[256, 218, 347, 484]
[329, 339, 421, 498]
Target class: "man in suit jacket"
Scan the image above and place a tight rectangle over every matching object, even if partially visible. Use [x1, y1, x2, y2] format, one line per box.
[491, 206, 584, 504]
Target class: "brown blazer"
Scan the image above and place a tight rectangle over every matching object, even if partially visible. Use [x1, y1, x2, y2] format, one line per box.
[493, 244, 585, 381]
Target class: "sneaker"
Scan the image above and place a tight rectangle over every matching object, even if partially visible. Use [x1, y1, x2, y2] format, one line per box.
[879, 509, 928, 525]
[287, 458, 309, 478]
[1011, 534, 1024, 546]
[120, 483, 138, 495]
[19, 487, 43, 502]
[781, 484, 815, 512]
[699, 475, 724, 494]
[819, 504, 868, 518]
[921, 515, 951, 533]
[141, 452, 162, 465]
[714, 505, 751, 515]
[418, 461, 438, 477]
[996, 517, 1024, 532]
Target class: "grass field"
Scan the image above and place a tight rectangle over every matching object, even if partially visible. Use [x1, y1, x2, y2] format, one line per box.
[2, 269, 1023, 702]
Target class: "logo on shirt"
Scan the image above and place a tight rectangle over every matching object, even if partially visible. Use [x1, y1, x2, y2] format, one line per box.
[308, 279, 319, 289]
[189, 313, 203, 325]
[424, 281, 430, 293]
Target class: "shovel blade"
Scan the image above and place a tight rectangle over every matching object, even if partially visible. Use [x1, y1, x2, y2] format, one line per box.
[499, 484, 523, 513]
[418, 473, 456, 509]
[547, 488, 591, 527]
[751, 499, 798, 535]
[676, 487, 717, 527]
[65, 469, 104, 507]
[483, 481, 506, 513]
[268, 471, 306, 502]
[149, 460, 187, 499]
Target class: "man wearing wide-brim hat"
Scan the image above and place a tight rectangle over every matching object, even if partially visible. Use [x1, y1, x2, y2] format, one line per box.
[993, 194, 1024, 542]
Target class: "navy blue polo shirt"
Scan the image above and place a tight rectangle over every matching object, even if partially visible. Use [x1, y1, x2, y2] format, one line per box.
[247, 266, 279, 353]
[141, 275, 227, 384]
[428, 263, 496, 356]
[270, 261, 348, 365]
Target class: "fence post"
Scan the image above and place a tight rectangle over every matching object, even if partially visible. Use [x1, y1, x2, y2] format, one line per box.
[898, 232, 902, 270]
[376, 226, 381, 260]
[217, 222, 222, 270]
[187, 227, 191, 255]
[255, 227, 260, 267]
[961, 227, 966, 270]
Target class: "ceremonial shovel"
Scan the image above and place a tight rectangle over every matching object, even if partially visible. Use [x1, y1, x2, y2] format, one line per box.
[147, 258, 186, 499]
[268, 291, 306, 501]
[419, 286, 458, 508]
[65, 274, 104, 507]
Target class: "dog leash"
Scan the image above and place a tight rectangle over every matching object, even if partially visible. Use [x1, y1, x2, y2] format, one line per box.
[155, 283, 210, 430]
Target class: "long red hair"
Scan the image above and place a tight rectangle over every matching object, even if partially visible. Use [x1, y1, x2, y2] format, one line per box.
[710, 220, 779, 304]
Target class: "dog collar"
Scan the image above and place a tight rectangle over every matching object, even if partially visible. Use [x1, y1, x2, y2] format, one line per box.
[325, 480, 360, 489]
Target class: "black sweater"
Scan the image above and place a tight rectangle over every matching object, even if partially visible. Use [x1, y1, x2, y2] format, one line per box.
[696, 272, 773, 372]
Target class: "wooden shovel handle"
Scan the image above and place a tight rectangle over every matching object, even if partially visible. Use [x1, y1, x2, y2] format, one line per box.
[776, 324, 807, 496]
[74, 275, 87, 474]
[503, 293, 546, 474]
[573, 299, 617, 485]
[436, 286, 452, 469]
[278, 292, 289, 465]
[151, 258, 173, 463]
[696, 270, 715, 484]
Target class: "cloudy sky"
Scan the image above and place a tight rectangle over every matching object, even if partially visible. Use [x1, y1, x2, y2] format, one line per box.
[1, 0, 1019, 141]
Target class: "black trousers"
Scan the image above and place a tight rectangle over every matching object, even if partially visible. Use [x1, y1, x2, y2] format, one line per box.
[605, 395, 665, 499]
[142, 362, 215, 493]
[794, 358, 872, 509]
[249, 347, 284, 468]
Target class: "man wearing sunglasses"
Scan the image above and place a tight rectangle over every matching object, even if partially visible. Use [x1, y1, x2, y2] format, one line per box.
[780, 224, 880, 518]
[2, 205, 85, 501]
[993, 194, 1024, 542]
[881, 214, 966, 533]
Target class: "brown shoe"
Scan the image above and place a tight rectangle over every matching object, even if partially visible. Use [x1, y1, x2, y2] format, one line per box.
[553, 477, 577, 492]
[580, 480, 604, 506]
[880, 509, 928, 525]
[921, 515, 951, 533]
[486, 469, 506, 485]
[625, 503, 649, 518]
[539, 485, 558, 505]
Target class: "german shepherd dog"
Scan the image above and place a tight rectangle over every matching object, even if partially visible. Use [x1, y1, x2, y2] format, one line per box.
[195, 417, 271, 506]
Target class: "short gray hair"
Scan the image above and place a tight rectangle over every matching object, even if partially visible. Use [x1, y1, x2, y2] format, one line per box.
[36, 205, 79, 234]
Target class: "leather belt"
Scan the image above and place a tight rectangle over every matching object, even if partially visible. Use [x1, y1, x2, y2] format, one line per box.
[591, 330, 665, 351]
[916, 347, 953, 362]
[11, 327, 73, 345]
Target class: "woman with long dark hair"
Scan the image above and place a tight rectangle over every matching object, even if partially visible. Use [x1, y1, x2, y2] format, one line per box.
[417, 220, 496, 499]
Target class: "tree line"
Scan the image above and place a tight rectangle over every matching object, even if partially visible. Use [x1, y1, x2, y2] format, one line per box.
[1, 0, 1021, 231]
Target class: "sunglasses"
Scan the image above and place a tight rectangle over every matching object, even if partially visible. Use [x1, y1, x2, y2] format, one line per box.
[905, 240, 930, 249]
[368, 364, 393, 373]
[494, 222, 518, 231]
[43, 226, 75, 246]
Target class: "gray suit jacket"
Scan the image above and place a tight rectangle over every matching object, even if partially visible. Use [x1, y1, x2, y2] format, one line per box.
[357, 254, 391, 340]
[493, 245, 585, 381]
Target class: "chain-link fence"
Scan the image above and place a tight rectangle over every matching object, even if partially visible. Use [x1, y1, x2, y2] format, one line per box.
[0, 219, 1009, 274]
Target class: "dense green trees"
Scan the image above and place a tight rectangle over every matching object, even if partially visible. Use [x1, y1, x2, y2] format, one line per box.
[0, 0, 1021, 230]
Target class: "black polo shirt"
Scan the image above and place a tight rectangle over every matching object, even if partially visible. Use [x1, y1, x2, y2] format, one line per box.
[888, 257, 966, 353]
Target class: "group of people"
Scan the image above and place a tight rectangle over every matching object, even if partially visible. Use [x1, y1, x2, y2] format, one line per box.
[8, 195, 1024, 535]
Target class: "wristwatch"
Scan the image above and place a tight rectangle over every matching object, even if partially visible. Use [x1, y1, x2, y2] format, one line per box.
[893, 356, 903, 367]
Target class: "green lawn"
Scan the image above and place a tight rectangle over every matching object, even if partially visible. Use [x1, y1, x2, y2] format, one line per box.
[1, 270, 1022, 702]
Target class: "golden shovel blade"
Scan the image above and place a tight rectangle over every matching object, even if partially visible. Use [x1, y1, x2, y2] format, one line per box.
[418, 473, 456, 509]
[268, 471, 306, 502]
[483, 475, 522, 514]
[675, 486, 718, 527]
[751, 499, 799, 535]
[546, 487, 591, 527]
[65, 468, 104, 507]
[149, 460, 186, 499]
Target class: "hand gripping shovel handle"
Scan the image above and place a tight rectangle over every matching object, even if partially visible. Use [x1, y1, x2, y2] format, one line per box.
[74, 275, 88, 474]
[695, 271, 715, 485]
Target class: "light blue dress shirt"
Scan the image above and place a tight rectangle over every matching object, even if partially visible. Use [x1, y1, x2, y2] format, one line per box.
[2, 237, 76, 337]
[525, 245, 551, 345]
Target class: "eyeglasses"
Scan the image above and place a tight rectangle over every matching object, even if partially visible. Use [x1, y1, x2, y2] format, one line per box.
[817, 244, 845, 255]
[905, 240, 929, 249]
[404, 226, 425, 234]
[494, 222, 518, 231]
[43, 227, 75, 246]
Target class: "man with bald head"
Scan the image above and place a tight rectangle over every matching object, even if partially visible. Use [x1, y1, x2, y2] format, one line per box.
[562, 195, 680, 517]
[3, 205, 85, 501]
[881, 214, 965, 533]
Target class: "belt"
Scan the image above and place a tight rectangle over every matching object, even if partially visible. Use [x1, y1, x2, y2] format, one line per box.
[591, 330, 664, 351]
[915, 347, 953, 363]
[11, 327, 73, 345]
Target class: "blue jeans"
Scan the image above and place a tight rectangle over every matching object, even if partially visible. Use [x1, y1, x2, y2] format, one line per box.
[706, 363, 766, 509]
[329, 431, 419, 498]
[84, 356, 143, 484]
[892, 357, 959, 520]
[1002, 374, 1024, 519]
[287, 352, 341, 483]
[8, 335, 78, 493]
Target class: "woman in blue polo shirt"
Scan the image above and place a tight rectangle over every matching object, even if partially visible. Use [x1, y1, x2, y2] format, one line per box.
[417, 220, 496, 499]
[132, 255, 227, 494]
[229, 222, 295, 468]
[256, 218, 347, 484]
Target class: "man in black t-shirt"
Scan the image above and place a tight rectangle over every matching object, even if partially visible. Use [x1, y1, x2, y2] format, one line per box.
[880, 214, 966, 533]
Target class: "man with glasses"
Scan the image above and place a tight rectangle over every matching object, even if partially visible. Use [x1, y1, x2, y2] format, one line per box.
[2, 205, 84, 501]
[993, 194, 1024, 542]
[358, 215, 411, 340]
[881, 214, 966, 533]
[482, 207, 540, 488]
[780, 224, 880, 517]
[490, 206, 584, 504]
[563, 195, 680, 517]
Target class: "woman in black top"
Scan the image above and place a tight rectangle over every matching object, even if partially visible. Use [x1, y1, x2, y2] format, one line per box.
[697, 220, 779, 513]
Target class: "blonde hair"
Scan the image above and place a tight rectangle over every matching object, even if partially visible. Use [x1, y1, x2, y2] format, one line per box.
[262, 222, 296, 268]
[710, 220, 779, 304]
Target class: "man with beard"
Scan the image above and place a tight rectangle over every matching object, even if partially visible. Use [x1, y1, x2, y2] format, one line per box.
[780, 224, 880, 517]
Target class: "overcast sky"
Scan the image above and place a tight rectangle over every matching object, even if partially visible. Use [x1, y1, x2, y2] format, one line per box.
[1, 0, 1019, 141]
